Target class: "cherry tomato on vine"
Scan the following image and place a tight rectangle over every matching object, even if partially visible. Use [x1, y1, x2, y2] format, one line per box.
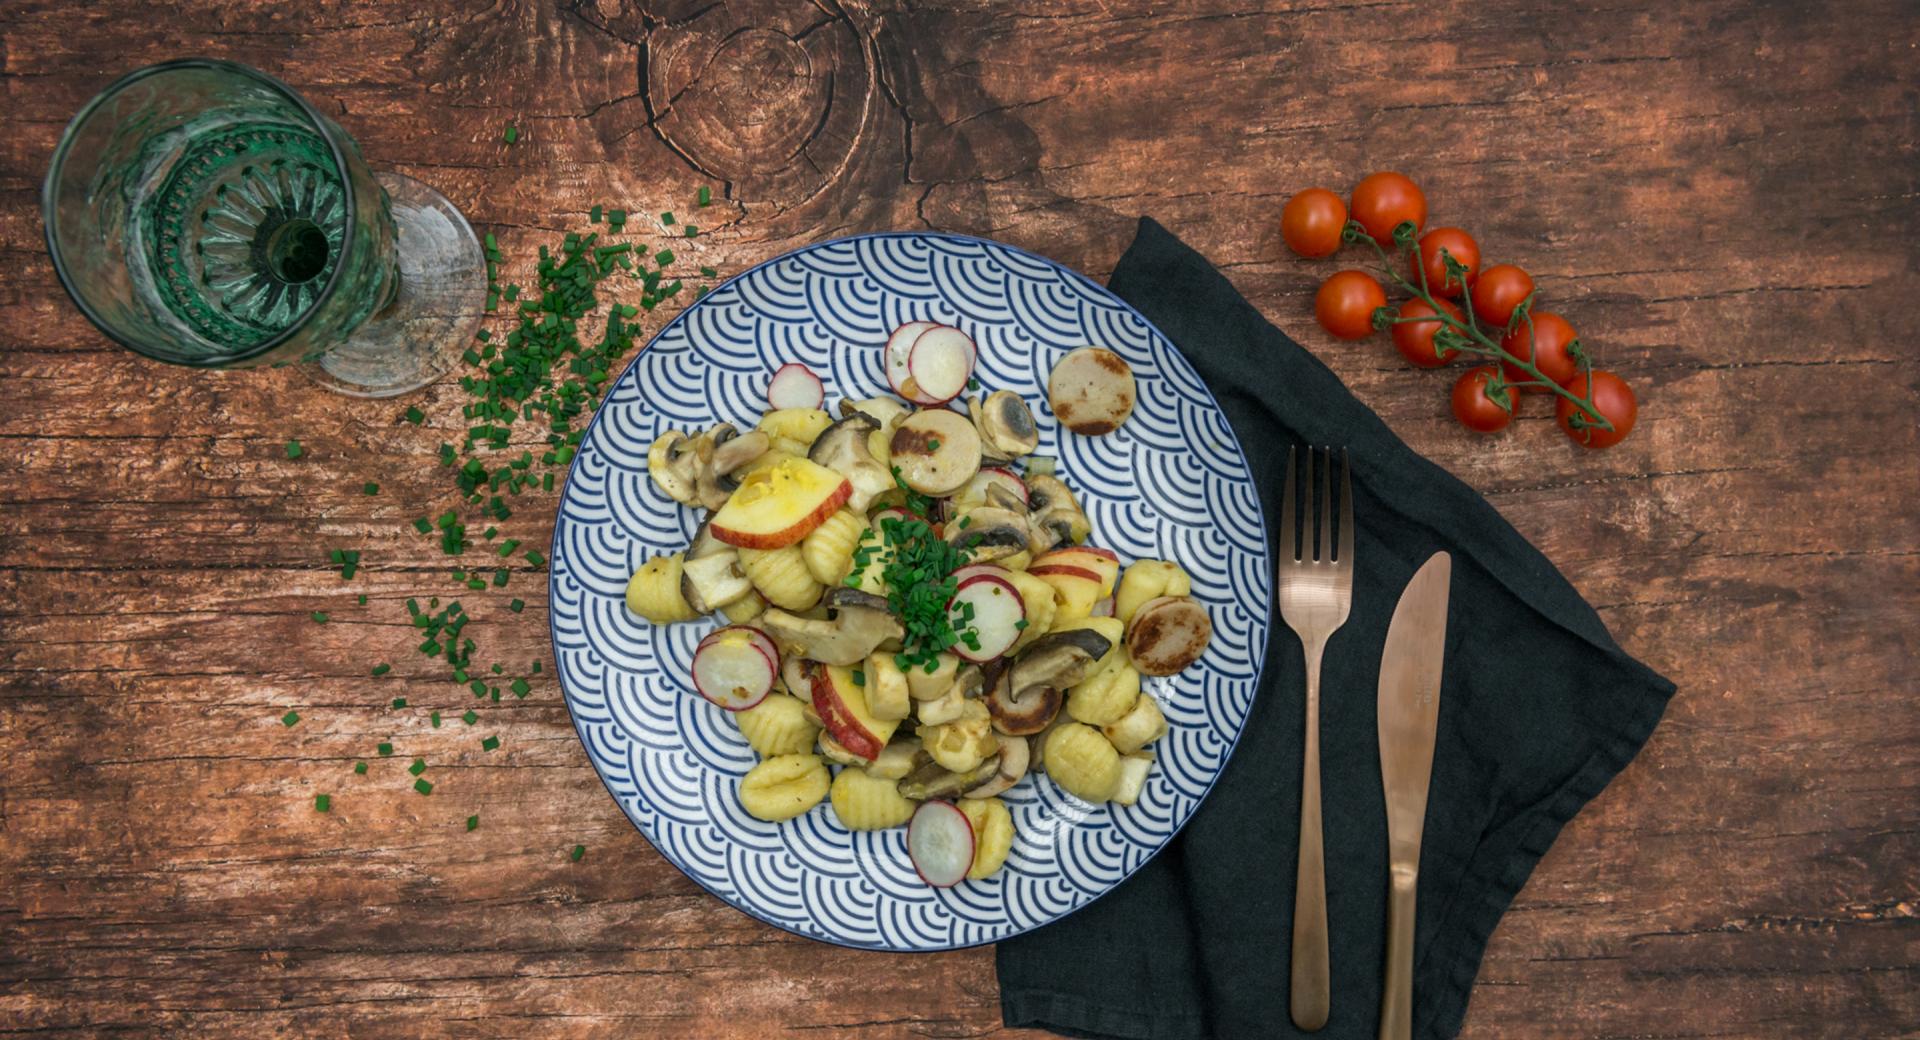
[1410, 227, 1480, 297]
[1500, 312, 1581, 388]
[1471, 264, 1535, 328]
[1282, 188, 1348, 259]
[1315, 270, 1388, 340]
[1556, 370, 1637, 448]
[1391, 297, 1464, 368]
[1451, 366, 1515, 433]
[1350, 172, 1427, 244]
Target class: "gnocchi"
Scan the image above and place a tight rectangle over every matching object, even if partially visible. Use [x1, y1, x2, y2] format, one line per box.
[739, 754, 831, 821]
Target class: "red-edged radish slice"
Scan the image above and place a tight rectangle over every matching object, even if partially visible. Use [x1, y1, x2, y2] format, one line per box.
[1090, 596, 1115, 618]
[736, 625, 780, 669]
[767, 363, 824, 410]
[908, 800, 976, 887]
[950, 562, 1014, 588]
[908, 326, 976, 404]
[691, 627, 777, 711]
[949, 574, 1026, 662]
[886, 321, 939, 403]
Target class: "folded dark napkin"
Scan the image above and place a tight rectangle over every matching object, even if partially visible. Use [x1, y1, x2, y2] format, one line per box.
[996, 219, 1676, 1040]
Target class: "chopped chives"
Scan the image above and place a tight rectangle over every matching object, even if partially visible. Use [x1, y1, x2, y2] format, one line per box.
[414, 779, 433, 796]
[357, 594, 367, 605]
[510, 678, 530, 697]
[392, 698, 408, 709]
[661, 211, 674, 226]
[310, 611, 329, 624]
[284, 440, 303, 459]
[499, 539, 521, 556]
[353, 762, 367, 774]
[504, 125, 518, 144]
[481, 735, 500, 751]
[281, 710, 300, 727]
[314, 794, 331, 812]
[493, 569, 509, 587]
[685, 225, 697, 238]
[430, 711, 441, 728]
[524, 550, 545, 567]
[467, 814, 480, 831]
[408, 759, 426, 777]
[570, 844, 585, 862]
[371, 663, 391, 676]
[697, 186, 711, 206]
[509, 599, 525, 613]
[462, 710, 478, 725]
[377, 742, 393, 756]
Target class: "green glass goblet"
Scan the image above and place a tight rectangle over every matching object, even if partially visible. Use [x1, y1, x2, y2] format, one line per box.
[43, 59, 485, 397]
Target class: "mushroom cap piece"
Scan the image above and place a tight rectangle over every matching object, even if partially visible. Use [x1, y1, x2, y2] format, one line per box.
[896, 749, 1004, 801]
[647, 430, 703, 506]
[807, 412, 894, 512]
[972, 390, 1040, 461]
[986, 627, 1112, 735]
[758, 587, 904, 666]
[695, 424, 771, 511]
[961, 733, 1031, 800]
[944, 506, 1031, 563]
[1024, 474, 1091, 552]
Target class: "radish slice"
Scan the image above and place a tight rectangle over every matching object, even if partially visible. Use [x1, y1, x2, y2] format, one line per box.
[908, 800, 976, 887]
[950, 563, 1014, 589]
[1091, 596, 1115, 618]
[908, 326, 976, 404]
[949, 574, 1026, 662]
[886, 321, 939, 404]
[768, 363, 824, 410]
[734, 625, 780, 670]
[691, 627, 776, 711]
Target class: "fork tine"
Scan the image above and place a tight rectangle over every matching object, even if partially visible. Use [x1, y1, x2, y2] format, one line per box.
[1316, 446, 1332, 562]
[1338, 448, 1354, 566]
[1281, 445, 1297, 562]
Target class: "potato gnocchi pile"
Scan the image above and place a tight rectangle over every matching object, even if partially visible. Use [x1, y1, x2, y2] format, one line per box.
[625, 332, 1212, 887]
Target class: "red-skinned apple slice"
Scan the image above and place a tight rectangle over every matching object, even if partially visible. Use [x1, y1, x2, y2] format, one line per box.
[949, 574, 1025, 661]
[908, 800, 976, 888]
[691, 628, 776, 710]
[807, 661, 901, 759]
[886, 321, 941, 404]
[907, 326, 976, 404]
[1033, 548, 1119, 596]
[767, 363, 824, 410]
[709, 457, 853, 549]
[950, 562, 1015, 588]
[1027, 563, 1102, 582]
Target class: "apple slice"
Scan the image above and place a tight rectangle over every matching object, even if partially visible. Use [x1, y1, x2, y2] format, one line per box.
[885, 321, 940, 404]
[808, 661, 901, 760]
[948, 574, 1026, 662]
[767, 363, 824, 410]
[1031, 565, 1103, 622]
[709, 456, 853, 549]
[950, 562, 1014, 588]
[691, 627, 776, 711]
[1033, 548, 1120, 597]
[907, 326, 976, 404]
[908, 800, 976, 888]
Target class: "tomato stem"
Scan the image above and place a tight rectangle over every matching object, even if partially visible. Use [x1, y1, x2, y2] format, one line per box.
[1347, 221, 1613, 431]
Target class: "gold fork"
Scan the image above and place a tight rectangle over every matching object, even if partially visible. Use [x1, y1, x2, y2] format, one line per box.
[1279, 445, 1354, 1033]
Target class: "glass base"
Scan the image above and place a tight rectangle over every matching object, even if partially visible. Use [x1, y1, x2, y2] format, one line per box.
[302, 171, 484, 397]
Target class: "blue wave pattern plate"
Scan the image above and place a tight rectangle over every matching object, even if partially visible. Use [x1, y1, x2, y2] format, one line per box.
[550, 233, 1270, 951]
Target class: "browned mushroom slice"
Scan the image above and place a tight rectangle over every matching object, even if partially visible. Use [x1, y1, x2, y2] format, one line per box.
[759, 588, 904, 666]
[808, 412, 894, 512]
[986, 628, 1111, 735]
[1124, 596, 1213, 675]
[896, 750, 1003, 801]
[1048, 347, 1136, 436]
[889, 409, 982, 496]
[944, 507, 1030, 563]
[1024, 474, 1091, 552]
[961, 733, 1031, 800]
[972, 390, 1040, 461]
[694, 424, 772, 510]
[647, 430, 702, 505]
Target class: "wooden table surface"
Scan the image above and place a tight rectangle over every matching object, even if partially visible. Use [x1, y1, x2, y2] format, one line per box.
[3, 1, 1916, 1037]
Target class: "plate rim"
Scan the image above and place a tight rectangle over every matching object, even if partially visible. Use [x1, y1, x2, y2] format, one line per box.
[547, 230, 1271, 952]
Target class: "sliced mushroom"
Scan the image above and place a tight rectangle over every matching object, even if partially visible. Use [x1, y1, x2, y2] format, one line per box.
[984, 481, 1029, 515]
[647, 430, 702, 505]
[817, 731, 871, 766]
[987, 628, 1112, 735]
[758, 588, 903, 666]
[694, 424, 770, 510]
[841, 396, 910, 431]
[896, 750, 1003, 801]
[1025, 474, 1092, 553]
[686, 515, 727, 560]
[808, 412, 894, 512]
[865, 738, 922, 780]
[962, 734, 1030, 800]
[945, 506, 1032, 564]
[972, 390, 1040, 461]
[680, 552, 753, 614]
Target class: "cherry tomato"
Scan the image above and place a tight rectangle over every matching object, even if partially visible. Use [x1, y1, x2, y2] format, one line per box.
[1409, 227, 1480, 297]
[1315, 271, 1388, 340]
[1500, 312, 1581, 388]
[1350, 172, 1427, 244]
[1557, 370, 1637, 448]
[1451, 366, 1515, 433]
[1471, 264, 1535, 329]
[1391, 297, 1464, 368]
[1282, 188, 1348, 259]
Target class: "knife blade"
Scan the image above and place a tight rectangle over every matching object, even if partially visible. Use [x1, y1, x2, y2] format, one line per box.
[1376, 551, 1451, 1040]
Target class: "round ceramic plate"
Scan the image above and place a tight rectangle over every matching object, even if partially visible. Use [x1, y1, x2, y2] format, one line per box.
[550, 232, 1270, 950]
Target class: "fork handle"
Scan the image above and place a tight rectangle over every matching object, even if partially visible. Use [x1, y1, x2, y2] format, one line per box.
[1291, 641, 1330, 1032]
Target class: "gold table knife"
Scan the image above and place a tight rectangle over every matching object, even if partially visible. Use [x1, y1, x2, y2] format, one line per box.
[1376, 551, 1451, 1040]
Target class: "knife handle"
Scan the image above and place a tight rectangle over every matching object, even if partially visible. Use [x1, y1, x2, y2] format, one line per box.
[1290, 648, 1329, 1031]
[1378, 872, 1417, 1040]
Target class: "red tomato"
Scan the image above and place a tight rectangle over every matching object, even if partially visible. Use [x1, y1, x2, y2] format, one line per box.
[1282, 188, 1348, 259]
[1315, 271, 1388, 340]
[1557, 370, 1637, 448]
[1350, 172, 1427, 244]
[1391, 297, 1464, 368]
[1500, 312, 1581, 388]
[1409, 227, 1480, 297]
[1471, 264, 1535, 329]
[1451, 366, 1515, 433]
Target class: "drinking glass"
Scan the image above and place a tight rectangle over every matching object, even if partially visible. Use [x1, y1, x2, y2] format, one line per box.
[43, 59, 485, 396]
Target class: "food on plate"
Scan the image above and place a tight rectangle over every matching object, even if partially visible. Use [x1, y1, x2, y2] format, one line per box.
[1284, 174, 1637, 448]
[1047, 347, 1135, 436]
[625, 336, 1212, 885]
[738, 753, 831, 821]
[1316, 270, 1388, 341]
[1282, 187, 1348, 259]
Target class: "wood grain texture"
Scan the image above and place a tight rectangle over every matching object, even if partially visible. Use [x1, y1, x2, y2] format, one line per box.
[2, 0, 1917, 1037]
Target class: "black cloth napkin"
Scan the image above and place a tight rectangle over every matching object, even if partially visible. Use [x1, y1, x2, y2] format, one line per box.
[996, 219, 1675, 1040]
